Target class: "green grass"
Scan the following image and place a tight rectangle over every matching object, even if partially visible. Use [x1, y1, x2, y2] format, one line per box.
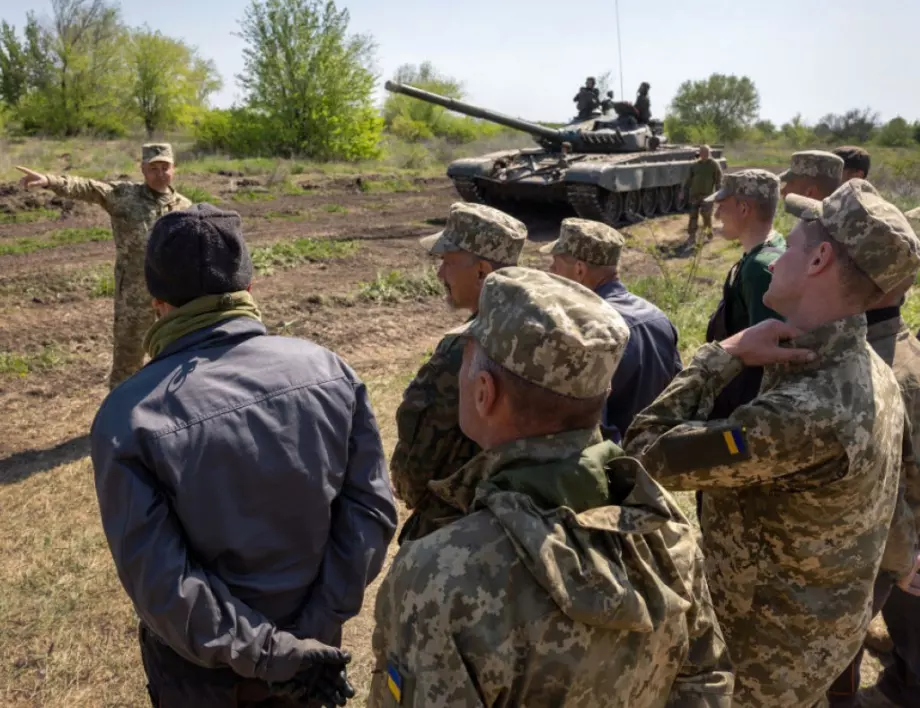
[357, 268, 443, 303]
[0, 228, 110, 256]
[87, 271, 115, 298]
[251, 238, 360, 275]
[0, 208, 58, 225]
[176, 184, 217, 203]
[231, 189, 275, 203]
[322, 204, 349, 214]
[0, 346, 63, 377]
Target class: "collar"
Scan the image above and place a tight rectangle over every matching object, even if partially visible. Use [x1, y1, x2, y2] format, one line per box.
[770, 314, 867, 375]
[154, 317, 267, 361]
[593, 279, 626, 298]
[741, 229, 783, 259]
[427, 428, 602, 513]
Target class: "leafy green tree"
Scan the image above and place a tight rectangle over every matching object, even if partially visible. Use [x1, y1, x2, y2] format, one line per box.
[668, 74, 760, 141]
[129, 27, 222, 137]
[875, 116, 914, 147]
[753, 119, 776, 139]
[814, 108, 878, 144]
[0, 22, 29, 107]
[914, 121, 920, 146]
[237, 0, 382, 160]
[780, 114, 817, 148]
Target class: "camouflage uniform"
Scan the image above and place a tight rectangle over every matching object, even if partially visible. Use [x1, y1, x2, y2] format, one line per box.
[625, 180, 920, 708]
[683, 152, 722, 240]
[779, 149, 844, 189]
[371, 267, 734, 708]
[391, 203, 526, 543]
[43, 143, 191, 389]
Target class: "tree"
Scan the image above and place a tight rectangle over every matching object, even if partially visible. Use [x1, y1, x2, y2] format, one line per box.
[753, 119, 776, 139]
[914, 121, 920, 146]
[876, 116, 914, 147]
[0, 21, 29, 106]
[129, 27, 222, 137]
[383, 61, 463, 133]
[668, 74, 760, 141]
[780, 114, 816, 148]
[814, 108, 878, 144]
[237, 0, 382, 160]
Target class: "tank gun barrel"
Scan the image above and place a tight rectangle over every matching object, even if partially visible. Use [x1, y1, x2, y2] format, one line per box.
[384, 81, 561, 141]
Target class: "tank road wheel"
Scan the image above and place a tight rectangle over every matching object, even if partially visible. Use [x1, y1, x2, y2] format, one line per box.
[672, 184, 688, 212]
[623, 191, 640, 222]
[639, 188, 659, 217]
[602, 192, 624, 226]
[657, 186, 674, 214]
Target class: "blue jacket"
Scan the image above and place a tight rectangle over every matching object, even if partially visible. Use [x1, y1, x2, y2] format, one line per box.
[595, 280, 682, 442]
[90, 318, 397, 682]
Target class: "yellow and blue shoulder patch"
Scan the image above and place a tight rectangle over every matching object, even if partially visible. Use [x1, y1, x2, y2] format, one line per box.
[657, 423, 751, 472]
[387, 661, 403, 703]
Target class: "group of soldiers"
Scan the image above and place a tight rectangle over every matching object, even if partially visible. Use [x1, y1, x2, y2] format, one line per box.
[15, 140, 920, 708]
[573, 75, 651, 123]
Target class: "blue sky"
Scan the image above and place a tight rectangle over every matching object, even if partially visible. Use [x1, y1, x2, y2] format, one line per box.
[10, 0, 920, 125]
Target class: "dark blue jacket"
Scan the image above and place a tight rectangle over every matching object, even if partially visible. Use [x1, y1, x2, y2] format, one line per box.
[595, 280, 682, 442]
[90, 318, 397, 682]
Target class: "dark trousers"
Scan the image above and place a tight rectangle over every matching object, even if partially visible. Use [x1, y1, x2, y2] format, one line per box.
[687, 199, 713, 238]
[827, 573, 896, 707]
[138, 623, 319, 707]
[876, 587, 920, 706]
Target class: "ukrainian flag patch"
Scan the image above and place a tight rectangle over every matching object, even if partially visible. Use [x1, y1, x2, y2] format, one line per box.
[723, 427, 747, 455]
[387, 661, 403, 703]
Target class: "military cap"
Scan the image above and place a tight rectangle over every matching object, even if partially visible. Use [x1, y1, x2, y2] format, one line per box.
[705, 168, 779, 203]
[538, 218, 624, 266]
[779, 150, 844, 183]
[465, 267, 630, 399]
[785, 179, 920, 293]
[420, 202, 526, 265]
[142, 143, 174, 165]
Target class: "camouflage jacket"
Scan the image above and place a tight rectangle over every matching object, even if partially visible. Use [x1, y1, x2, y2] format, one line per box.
[370, 428, 734, 708]
[624, 315, 908, 706]
[868, 312, 920, 533]
[683, 159, 723, 200]
[45, 175, 191, 306]
[390, 322, 480, 541]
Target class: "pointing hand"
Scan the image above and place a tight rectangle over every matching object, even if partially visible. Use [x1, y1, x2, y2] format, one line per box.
[15, 166, 49, 190]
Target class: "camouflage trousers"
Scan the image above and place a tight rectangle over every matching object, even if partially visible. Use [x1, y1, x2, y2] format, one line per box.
[687, 198, 713, 238]
[138, 623, 323, 707]
[110, 260, 154, 390]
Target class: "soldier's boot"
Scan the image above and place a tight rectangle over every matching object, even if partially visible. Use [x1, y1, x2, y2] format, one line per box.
[109, 297, 154, 390]
[702, 209, 715, 241]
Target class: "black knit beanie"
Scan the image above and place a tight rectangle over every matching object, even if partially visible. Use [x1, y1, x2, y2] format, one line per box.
[145, 204, 254, 307]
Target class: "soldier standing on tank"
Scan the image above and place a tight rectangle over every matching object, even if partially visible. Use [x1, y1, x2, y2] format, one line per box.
[625, 179, 920, 707]
[16, 144, 192, 390]
[679, 145, 723, 249]
[573, 76, 600, 119]
[370, 267, 734, 708]
[635, 81, 651, 124]
[390, 202, 526, 545]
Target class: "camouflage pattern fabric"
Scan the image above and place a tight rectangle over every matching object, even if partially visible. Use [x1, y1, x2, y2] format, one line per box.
[419, 202, 527, 265]
[785, 179, 920, 293]
[370, 429, 734, 707]
[905, 206, 920, 223]
[390, 321, 481, 541]
[779, 149, 844, 183]
[684, 158, 723, 200]
[623, 315, 908, 707]
[538, 217, 624, 266]
[142, 143, 174, 164]
[704, 168, 779, 203]
[45, 175, 191, 388]
[466, 267, 630, 399]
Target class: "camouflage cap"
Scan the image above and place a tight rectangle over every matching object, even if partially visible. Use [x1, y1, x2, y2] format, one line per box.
[466, 267, 630, 399]
[142, 143, 174, 165]
[420, 202, 526, 265]
[785, 179, 920, 293]
[779, 150, 843, 183]
[538, 218, 624, 266]
[704, 168, 779, 203]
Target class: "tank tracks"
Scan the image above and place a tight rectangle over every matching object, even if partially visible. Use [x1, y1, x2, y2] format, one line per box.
[566, 184, 606, 222]
[451, 177, 488, 204]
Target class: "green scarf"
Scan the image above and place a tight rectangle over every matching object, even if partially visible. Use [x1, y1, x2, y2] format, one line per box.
[143, 291, 262, 359]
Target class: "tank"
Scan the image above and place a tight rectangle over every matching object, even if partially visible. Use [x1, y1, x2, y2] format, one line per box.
[384, 80, 727, 227]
